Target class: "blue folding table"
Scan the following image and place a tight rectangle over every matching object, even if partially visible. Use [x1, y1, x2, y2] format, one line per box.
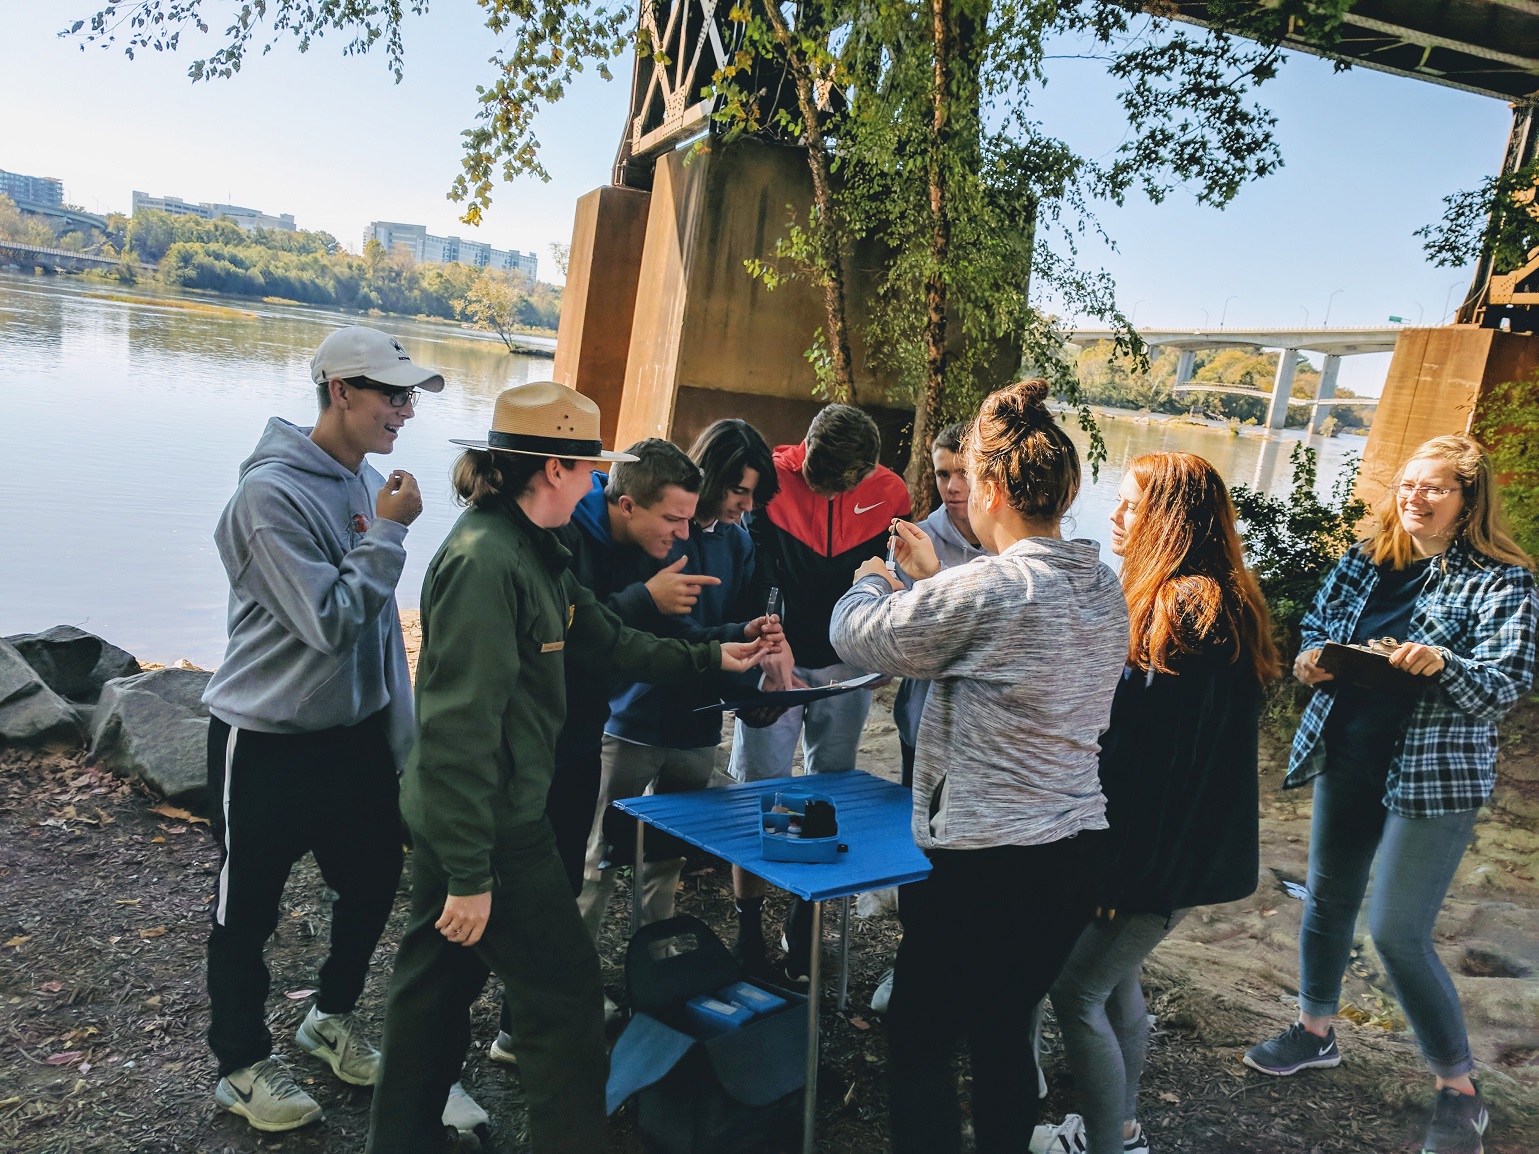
[612, 769, 931, 1153]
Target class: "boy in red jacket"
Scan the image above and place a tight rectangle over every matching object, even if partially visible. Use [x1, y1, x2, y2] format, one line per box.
[730, 404, 911, 979]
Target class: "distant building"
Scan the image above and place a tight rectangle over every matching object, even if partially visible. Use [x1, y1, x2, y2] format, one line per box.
[131, 190, 296, 232]
[0, 169, 65, 209]
[364, 220, 538, 281]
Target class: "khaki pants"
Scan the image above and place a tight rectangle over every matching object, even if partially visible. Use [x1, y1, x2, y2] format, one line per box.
[575, 735, 720, 942]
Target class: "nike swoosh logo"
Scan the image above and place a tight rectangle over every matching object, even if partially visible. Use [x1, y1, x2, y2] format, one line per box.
[853, 502, 883, 515]
[232, 1082, 254, 1104]
[1319, 1044, 1334, 1056]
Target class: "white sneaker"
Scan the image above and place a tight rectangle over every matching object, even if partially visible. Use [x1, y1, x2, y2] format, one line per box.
[870, 968, 894, 1013]
[214, 1057, 323, 1132]
[295, 1005, 380, 1086]
[442, 1081, 489, 1132]
[1123, 1119, 1150, 1152]
[1029, 1114, 1088, 1154]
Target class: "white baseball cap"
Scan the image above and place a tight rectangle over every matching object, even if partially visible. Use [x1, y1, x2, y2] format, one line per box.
[310, 326, 446, 392]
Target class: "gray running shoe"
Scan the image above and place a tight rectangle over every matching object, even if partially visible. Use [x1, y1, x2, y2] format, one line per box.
[296, 1006, 380, 1086]
[1242, 1021, 1341, 1076]
[442, 1080, 490, 1132]
[215, 1057, 323, 1132]
[870, 968, 894, 1014]
[1422, 1085, 1488, 1154]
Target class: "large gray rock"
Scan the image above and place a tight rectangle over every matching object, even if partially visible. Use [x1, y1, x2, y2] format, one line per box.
[0, 640, 85, 745]
[90, 668, 213, 801]
[3, 625, 142, 702]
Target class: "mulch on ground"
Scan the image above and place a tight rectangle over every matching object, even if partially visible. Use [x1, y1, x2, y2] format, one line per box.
[2, 716, 1536, 1153]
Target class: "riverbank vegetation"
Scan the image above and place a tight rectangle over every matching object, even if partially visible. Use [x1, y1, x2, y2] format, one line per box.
[1074, 339, 1377, 432]
[0, 196, 561, 334]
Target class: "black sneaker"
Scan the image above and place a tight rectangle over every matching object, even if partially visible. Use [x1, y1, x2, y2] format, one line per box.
[1422, 1085, 1488, 1154]
[1242, 1021, 1341, 1076]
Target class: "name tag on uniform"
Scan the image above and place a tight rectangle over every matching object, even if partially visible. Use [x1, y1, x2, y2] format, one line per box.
[540, 640, 565, 653]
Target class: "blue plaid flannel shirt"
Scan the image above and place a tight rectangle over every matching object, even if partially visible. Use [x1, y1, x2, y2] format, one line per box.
[1283, 540, 1538, 817]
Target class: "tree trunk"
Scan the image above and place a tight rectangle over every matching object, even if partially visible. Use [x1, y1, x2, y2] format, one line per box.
[906, 0, 956, 515]
[760, 0, 855, 402]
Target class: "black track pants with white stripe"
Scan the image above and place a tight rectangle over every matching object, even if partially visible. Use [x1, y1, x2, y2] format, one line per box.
[205, 711, 403, 1076]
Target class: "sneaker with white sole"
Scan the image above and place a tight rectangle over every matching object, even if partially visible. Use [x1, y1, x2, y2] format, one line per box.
[296, 1005, 381, 1086]
[215, 1056, 323, 1132]
[1242, 1021, 1341, 1076]
[871, 968, 894, 1013]
[488, 1031, 519, 1065]
[1123, 1119, 1150, 1152]
[1421, 1084, 1488, 1154]
[442, 1080, 489, 1132]
[1029, 1113, 1087, 1154]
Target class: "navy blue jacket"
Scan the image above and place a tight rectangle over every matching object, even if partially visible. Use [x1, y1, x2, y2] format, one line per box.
[606, 518, 759, 749]
[554, 475, 678, 764]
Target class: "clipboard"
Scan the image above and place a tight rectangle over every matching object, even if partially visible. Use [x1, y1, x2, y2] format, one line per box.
[1317, 641, 1426, 695]
[692, 672, 885, 714]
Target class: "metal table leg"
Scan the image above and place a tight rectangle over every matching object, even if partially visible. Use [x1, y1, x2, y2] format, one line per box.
[802, 899, 822, 1154]
[632, 815, 645, 936]
[837, 895, 851, 1011]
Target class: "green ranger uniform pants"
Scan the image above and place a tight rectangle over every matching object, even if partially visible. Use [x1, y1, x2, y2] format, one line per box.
[366, 819, 607, 1154]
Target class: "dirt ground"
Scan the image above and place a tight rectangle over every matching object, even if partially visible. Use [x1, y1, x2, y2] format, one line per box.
[3, 634, 1538, 1153]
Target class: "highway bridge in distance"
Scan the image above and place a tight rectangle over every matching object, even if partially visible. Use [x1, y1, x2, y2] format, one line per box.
[1066, 327, 1405, 433]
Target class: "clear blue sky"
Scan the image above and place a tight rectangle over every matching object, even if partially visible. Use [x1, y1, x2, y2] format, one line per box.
[0, 2, 1517, 393]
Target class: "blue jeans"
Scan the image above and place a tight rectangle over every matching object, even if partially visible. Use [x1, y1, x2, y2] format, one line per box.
[1299, 748, 1479, 1078]
[727, 660, 874, 781]
[1048, 912, 1185, 1154]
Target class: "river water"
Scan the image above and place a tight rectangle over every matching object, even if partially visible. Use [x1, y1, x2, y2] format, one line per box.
[1, 271, 1367, 667]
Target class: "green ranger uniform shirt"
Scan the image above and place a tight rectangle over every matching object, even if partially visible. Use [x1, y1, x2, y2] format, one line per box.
[401, 496, 723, 896]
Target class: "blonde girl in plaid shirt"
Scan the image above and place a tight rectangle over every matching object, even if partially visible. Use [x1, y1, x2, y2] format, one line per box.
[1245, 434, 1537, 1154]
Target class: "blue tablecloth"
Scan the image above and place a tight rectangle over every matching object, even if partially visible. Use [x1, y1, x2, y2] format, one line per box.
[611, 769, 930, 902]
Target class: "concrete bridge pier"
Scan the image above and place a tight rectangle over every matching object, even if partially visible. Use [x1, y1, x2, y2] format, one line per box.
[1265, 348, 1299, 429]
[1174, 349, 1195, 390]
[1309, 354, 1342, 435]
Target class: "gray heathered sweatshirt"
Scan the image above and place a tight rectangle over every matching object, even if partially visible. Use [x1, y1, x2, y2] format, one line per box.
[201, 417, 414, 769]
[831, 536, 1129, 850]
[892, 506, 990, 746]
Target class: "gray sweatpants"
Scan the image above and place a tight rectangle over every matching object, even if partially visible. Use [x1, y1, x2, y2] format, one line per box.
[1046, 911, 1186, 1154]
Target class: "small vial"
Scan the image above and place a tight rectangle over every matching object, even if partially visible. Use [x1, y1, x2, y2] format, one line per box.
[786, 819, 802, 838]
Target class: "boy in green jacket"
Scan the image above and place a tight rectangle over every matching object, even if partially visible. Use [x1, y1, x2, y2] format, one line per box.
[366, 382, 769, 1154]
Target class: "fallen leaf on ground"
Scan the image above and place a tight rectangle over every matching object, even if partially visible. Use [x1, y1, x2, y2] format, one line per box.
[149, 836, 165, 844]
[284, 989, 318, 1000]
[843, 1081, 858, 1106]
[38, 981, 63, 993]
[45, 1052, 84, 1065]
[849, 1015, 871, 1031]
[138, 926, 167, 939]
[1159, 1091, 1181, 1104]
[3, 935, 29, 947]
[149, 803, 208, 825]
[115, 899, 141, 906]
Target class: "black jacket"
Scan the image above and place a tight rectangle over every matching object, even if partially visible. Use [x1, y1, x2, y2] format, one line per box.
[1096, 646, 1263, 917]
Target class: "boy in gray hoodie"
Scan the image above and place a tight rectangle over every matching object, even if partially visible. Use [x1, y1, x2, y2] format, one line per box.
[201, 326, 441, 1133]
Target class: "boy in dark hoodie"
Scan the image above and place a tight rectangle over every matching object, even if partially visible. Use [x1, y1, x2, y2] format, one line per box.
[577, 420, 780, 941]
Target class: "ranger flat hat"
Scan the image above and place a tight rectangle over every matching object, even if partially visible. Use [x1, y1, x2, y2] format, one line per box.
[451, 380, 637, 462]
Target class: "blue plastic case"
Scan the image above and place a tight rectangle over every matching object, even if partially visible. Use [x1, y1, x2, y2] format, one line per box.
[758, 790, 840, 863]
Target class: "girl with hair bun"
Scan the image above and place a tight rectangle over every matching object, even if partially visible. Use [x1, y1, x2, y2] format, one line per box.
[1244, 433, 1537, 1154]
[831, 378, 1130, 1154]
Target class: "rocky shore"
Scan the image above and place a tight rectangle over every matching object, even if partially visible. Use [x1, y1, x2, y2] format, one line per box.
[1, 619, 1536, 1152]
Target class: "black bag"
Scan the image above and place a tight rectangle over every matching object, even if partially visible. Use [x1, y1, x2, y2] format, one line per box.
[607, 916, 806, 1154]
